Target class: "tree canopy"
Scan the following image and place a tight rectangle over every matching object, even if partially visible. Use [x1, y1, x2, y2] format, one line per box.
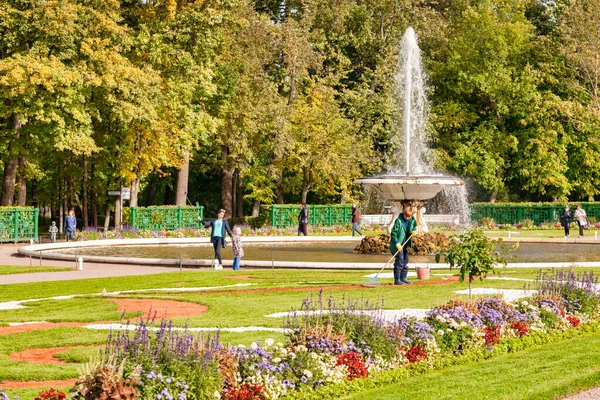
[1, 0, 599, 223]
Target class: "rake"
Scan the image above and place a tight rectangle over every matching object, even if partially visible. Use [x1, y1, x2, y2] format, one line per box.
[362, 234, 413, 287]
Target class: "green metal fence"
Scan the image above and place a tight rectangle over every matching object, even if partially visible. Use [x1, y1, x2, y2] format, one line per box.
[269, 205, 353, 227]
[469, 203, 600, 225]
[128, 206, 204, 231]
[0, 208, 39, 243]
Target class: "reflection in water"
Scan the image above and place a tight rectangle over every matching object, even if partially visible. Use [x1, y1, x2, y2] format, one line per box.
[50, 242, 600, 263]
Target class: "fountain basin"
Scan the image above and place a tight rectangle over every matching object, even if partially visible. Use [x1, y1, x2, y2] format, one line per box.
[355, 174, 463, 201]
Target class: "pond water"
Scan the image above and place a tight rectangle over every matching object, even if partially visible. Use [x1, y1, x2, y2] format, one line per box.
[50, 242, 600, 263]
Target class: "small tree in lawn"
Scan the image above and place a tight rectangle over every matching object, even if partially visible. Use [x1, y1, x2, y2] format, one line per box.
[436, 229, 515, 299]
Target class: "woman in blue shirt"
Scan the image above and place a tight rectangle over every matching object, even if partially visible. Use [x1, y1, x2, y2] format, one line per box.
[204, 208, 233, 270]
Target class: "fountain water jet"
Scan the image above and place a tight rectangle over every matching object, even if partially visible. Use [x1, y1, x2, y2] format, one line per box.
[355, 27, 465, 230]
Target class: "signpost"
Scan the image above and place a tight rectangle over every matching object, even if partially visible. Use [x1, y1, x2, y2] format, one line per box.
[108, 187, 131, 228]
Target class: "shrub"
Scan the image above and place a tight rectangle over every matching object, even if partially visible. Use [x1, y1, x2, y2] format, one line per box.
[534, 269, 600, 319]
[70, 357, 139, 399]
[437, 229, 515, 299]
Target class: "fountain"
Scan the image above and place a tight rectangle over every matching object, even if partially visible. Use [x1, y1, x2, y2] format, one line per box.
[355, 27, 464, 230]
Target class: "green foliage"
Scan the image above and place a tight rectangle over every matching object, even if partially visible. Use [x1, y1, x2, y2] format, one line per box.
[437, 229, 514, 298]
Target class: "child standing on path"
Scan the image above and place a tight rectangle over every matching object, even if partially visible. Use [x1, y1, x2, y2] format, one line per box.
[49, 221, 58, 243]
[232, 226, 244, 270]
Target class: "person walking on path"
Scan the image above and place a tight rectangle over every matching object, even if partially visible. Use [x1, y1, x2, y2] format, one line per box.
[560, 205, 572, 238]
[49, 221, 58, 243]
[65, 209, 77, 241]
[204, 209, 233, 270]
[390, 203, 417, 285]
[298, 203, 308, 236]
[351, 203, 363, 237]
[574, 204, 588, 238]
[231, 226, 244, 270]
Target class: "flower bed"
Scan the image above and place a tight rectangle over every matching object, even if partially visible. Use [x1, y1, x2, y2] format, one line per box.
[4, 269, 597, 400]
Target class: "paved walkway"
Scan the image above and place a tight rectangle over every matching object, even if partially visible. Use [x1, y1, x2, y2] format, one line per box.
[0, 243, 192, 285]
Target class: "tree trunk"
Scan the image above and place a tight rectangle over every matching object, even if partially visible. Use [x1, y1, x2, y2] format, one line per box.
[1, 114, 21, 206]
[236, 169, 243, 218]
[115, 196, 121, 230]
[175, 150, 190, 206]
[59, 177, 64, 235]
[17, 155, 26, 206]
[489, 190, 497, 203]
[130, 176, 140, 207]
[252, 200, 260, 217]
[276, 172, 284, 204]
[146, 175, 157, 206]
[468, 278, 472, 300]
[221, 146, 233, 216]
[104, 203, 111, 231]
[82, 156, 89, 228]
[300, 166, 313, 204]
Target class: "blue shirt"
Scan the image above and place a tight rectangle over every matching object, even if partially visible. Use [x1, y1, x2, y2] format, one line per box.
[214, 220, 223, 238]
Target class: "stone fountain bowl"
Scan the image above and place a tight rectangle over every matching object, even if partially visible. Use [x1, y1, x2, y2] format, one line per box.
[355, 174, 464, 201]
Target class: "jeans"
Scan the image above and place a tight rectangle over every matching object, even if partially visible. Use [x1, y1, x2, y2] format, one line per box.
[212, 236, 223, 264]
[232, 257, 241, 270]
[393, 248, 409, 284]
[298, 223, 308, 236]
[578, 222, 584, 237]
[50, 233, 56, 243]
[352, 222, 363, 236]
[66, 230, 75, 241]
[564, 225, 570, 237]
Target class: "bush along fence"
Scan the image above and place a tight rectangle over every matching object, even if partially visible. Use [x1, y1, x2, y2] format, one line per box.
[0, 207, 38, 243]
[269, 205, 353, 228]
[470, 202, 600, 226]
[8, 269, 595, 400]
[127, 206, 204, 231]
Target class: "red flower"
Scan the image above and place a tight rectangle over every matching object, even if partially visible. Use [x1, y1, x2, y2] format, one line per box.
[559, 308, 566, 317]
[336, 352, 368, 380]
[223, 384, 266, 400]
[405, 343, 428, 363]
[567, 315, 581, 327]
[484, 326, 501, 345]
[35, 388, 67, 400]
[510, 321, 529, 337]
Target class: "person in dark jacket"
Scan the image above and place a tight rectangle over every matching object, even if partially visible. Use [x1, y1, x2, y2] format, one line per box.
[351, 203, 363, 237]
[560, 205, 572, 238]
[204, 208, 233, 270]
[390, 203, 417, 285]
[298, 203, 308, 236]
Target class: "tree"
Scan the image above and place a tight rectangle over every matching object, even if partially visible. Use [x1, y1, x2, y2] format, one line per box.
[437, 229, 514, 299]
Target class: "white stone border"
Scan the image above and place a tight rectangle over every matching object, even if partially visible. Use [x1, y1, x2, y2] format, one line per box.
[17, 236, 600, 269]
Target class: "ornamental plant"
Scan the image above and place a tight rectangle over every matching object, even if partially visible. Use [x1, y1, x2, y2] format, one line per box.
[35, 389, 66, 400]
[534, 269, 600, 319]
[436, 228, 515, 299]
[223, 383, 267, 400]
[336, 352, 368, 380]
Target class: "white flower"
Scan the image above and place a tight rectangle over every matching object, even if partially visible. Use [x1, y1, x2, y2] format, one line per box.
[460, 321, 468, 328]
[295, 345, 308, 353]
[265, 338, 274, 347]
[279, 348, 288, 356]
[310, 352, 319, 359]
[446, 328, 452, 333]
[237, 344, 246, 350]
[277, 342, 283, 347]
[289, 352, 297, 359]
[435, 315, 445, 322]
[303, 369, 313, 378]
[272, 357, 281, 364]
[437, 329, 445, 336]
[522, 301, 529, 306]
[213, 390, 221, 399]
[250, 342, 259, 350]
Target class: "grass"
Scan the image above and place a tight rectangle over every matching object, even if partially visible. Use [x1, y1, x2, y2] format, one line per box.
[1, 266, 599, 398]
[347, 329, 600, 400]
[0, 266, 72, 275]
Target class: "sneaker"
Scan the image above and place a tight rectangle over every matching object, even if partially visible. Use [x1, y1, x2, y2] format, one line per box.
[567, 235, 570, 238]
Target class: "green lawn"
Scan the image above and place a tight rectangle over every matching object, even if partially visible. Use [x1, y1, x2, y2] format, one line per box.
[347, 329, 600, 400]
[1, 267, 599, 398]
[0, 266, 72, 275]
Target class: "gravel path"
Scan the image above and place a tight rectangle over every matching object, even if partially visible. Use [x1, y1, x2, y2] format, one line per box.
[563, 387, 600, 400]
